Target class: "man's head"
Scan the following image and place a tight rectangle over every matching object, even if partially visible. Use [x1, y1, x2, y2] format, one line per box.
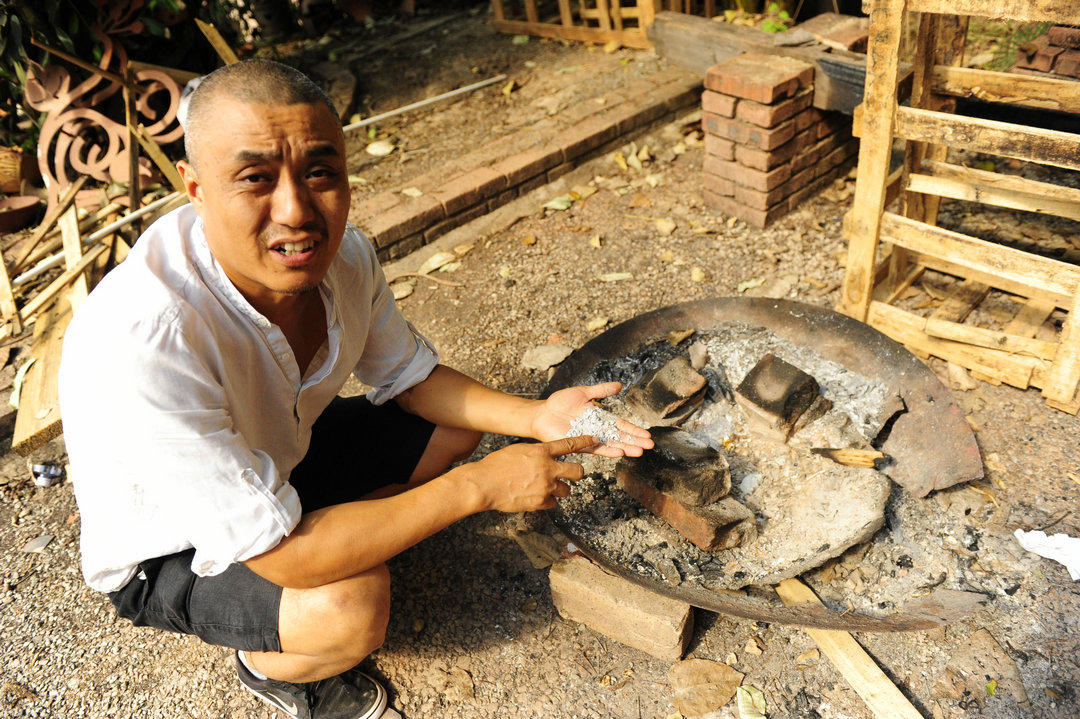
[177, 59, 350, 313]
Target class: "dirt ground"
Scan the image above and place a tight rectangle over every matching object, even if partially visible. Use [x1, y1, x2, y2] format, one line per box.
[2, 6, 1079, 719]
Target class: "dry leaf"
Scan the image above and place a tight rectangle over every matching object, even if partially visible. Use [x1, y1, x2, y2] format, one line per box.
[743, 637, 763, 656]
[391, 280, 415, 300]
[598, 272, 633, 282]
[948, 362, 979, 391]
[736, 685, 767, 719]
[522, 236, 537, 246]
[612, 153, 629, 171]
[366, 139, 396, 157]
[628, 193, 651, 208]
[586, 316, 609, 332]
[691, 266, 706, 282]
[656, 218, 677, 235]
[795, 648, 819, 665]
[737, 277, 764, 293]
[453, 243, 474, 256]
[603, 39, 621, 53]
[439, 261, 462, 273]
[543, 195, 574, 211]
[572, 185, 598, 199]
[501, 79, 517, 96]
[644, 173, 662, 188]
[668, 329, 695, 345]
[636, 145, 651, 162]
[498, 266, 511, 279]
[417, 251, 458, 275]
[627, 152, 643, 171]
[589, 234, 603, 249]
[401, 187, 423, 198]
[672, 142, 687, 155]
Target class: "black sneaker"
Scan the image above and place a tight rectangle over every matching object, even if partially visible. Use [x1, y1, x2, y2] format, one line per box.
[235, 653, 390, 719]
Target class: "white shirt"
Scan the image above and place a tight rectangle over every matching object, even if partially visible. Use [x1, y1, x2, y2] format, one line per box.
[59, 204, 439, 592]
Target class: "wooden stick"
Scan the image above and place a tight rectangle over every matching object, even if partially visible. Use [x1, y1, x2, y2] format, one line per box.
[195, 18, 240, 65]
[524, 0, 539, 24]
[57, 206, 89, 308]
[28, 38, 127, 88]
[557, 0, 573, 27]
[907, 161, 1080, 223]
[776, 579, 924, 719]
[1044, 289, 1080, 404]
[930, 278, 989, 324]
[12, 175, 88, 271]
[133, 123, 184, 193]
[15, 200, 123, 274]
[18, 243, 108, 321]
[924, 317, 1060, 361]
[342, 75, 508, 133]
[12, 295, 72, 455]
[810, 448, 886, 468]
[1005, 298, 1055, 337]
[931, 65, 1080, 115]
[124, 70, 141, 237]
[905, 0, 1080, 25]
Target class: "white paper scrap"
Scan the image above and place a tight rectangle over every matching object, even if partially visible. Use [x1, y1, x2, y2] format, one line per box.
[1014, 529, 1080, 581]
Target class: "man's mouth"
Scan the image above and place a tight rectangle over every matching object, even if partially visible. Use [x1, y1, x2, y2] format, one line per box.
[272, 240, 317, 257]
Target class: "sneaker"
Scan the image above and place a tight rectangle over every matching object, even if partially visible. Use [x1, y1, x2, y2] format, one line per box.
[236, 652, 390, 719]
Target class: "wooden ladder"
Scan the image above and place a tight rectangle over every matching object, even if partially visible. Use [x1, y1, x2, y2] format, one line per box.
[491, 1, 672, 48]
[839, 0, 1080, 413]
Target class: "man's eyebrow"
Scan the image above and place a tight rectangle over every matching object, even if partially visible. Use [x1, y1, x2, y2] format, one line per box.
[230, 143, 340, 164]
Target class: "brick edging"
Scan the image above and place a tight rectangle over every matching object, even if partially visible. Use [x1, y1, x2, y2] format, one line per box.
[350, 69, 703, 261]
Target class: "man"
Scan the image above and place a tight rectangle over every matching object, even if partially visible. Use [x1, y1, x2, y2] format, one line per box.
[58, 59, 651, 719]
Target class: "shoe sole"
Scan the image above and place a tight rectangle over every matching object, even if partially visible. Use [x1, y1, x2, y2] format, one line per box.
[239, 673, 389, 719]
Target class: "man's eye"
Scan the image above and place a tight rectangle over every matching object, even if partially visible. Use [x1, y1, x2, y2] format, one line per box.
[309, 167, 337, 179]
[241, 174, 268, 184]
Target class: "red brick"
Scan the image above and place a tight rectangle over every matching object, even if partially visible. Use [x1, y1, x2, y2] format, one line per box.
[788, 163, 847, 211]
[790, 128, 815, 156]
[645, 68, 697, 87]
[606, 96, 669, 133]
[1049, 26, 1080, 50]
[704, 133, 735, 160]
[705, 53, 814, 104]
[560, 115, 620, 160]
[779, 165, 814, 196]
[1016, 36, 1066, 72]
[433, 167, 506, 215]
[422, 201, 488, 242]
[490, 144, 563, 186]
[365, 195, 445, 248]
[795, 107, 823, 132]
[734, 88, 813, 128]
[560, 96, 612, 126]
[702, 173, 734, 197]
[702, 90, 737, 117]
[1055, 49, 1080, 77]
[659, 79, 705, 111]
[518, 173, 549, 195]
[701, 113, 796, 150]
[705, 192, 790, 228]
[733, 182, 787, 211]
[796, 13, 868, 51]
[488, 187, 518, 211]
[734, 140, 798, 171]
[350, 190, 400, 222]
[547, 161, 575, 182]
[381, 232, 425, 262]
[704, 155, 791, 191]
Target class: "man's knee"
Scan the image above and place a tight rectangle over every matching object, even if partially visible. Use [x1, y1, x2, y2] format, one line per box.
[445, 426, 482, 463]
[283, 564, 391, 660]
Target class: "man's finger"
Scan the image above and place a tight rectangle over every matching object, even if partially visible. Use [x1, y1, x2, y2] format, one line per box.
[551, 480, 571, 498]
[552, 460, 585, 482]
[544, 435, 599, 457]
[582, 381, 622, 400]
[614, 417, 653, 442]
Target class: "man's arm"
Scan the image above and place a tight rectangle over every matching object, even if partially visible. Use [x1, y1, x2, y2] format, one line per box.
[244, 435, 597, 588]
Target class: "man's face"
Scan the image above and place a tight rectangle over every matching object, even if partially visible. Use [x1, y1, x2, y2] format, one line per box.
[178, 98, 350, 309]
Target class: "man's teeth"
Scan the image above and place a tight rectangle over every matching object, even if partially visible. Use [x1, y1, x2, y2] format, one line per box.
[276, 241, 315, 256]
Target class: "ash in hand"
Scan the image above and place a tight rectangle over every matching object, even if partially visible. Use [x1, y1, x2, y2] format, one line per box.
[567, 405, 624, 445]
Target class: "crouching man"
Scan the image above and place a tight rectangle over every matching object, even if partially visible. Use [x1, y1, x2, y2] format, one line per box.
[58, 59, 651, 719]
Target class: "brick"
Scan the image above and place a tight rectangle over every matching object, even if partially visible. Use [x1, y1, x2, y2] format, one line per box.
[560, 115, 620, 160]
[487, 187, 518, 211]
[616, 463, 756, 551]
[1016, 36, 1066, 72]
[644, 68, 698, 87]
[824, 17, 869, 52]
[702, 90, 737, 117]
[779, 165, 814, 197]
[701, 113, 796, 150]
[549, 556, 693, 662]
[704, 191, 790, 228]
[382, 232, 425, 261]
[422, 201, 488, 242]
[705, 52, 814, 104]
[733, 182, 787, 211]
[517, 173, 549, 195]
[659, 79, 706, 111]
[490, 144, 563, 186]
[734, 88, 813, 128]
[704, 155, 791, 191]
[704, 133, 735, 160]
[547, 161, 575, 182]
[1055, 49, 1080, 77]
[560, 95, 612, 126]
[350, 190, 400, 223]
[365, 195, 445, 248]
[734, 139, 798, 171]
[625, 427, 731, 507]
[795, 107, 823, 132]
[606, 97, 669, 133]
[703, 173, 734, 197]
[735, 353, 823, 441]
[1049, 25, 1080, 50]
[433, 167, 506, 215]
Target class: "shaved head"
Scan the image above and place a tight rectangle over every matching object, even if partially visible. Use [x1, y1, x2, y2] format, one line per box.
[182, 59, 339, 170]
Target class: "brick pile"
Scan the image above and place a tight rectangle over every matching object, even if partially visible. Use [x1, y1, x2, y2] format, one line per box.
[700, 52, 859, 228]
[350, 69, 701, 261]
[1015, 26, 1080, 78]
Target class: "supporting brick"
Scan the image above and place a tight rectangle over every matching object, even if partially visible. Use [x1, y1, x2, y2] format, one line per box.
[490, 144, 563, 186]
[703, 173, 734, 197]
[704, 156, 791, 192]
[365, 195, 445, 248]
[560, 115, 620, 160]
[433, 167, 506, 215]
[422, 202, 488, 242]
[734, 88, 813, 128]
[1049, 26, 1080, 50]
[705, 53, 814, 104]
[734, 140, 798, 171]
[704, 192, 790, 228]
[550, 556, 693, 662]
[702, 113, 797, 151]
[704, 134, 735, 161]
[702, 90, 737, 117]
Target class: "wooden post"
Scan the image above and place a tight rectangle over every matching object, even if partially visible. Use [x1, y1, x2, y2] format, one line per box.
[838, 0, 906, 322]
[557, 0, 573, 26]
[637, 0, 657, 29]
[57, 206, 89, 309]
[123, 69, 141, 239]
[491, 0, 505, 22]
[195, 18, 240, 65]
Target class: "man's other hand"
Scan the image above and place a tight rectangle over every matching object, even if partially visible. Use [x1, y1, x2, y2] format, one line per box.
[460, 436, 598, 512]
[531, 382, 653, 458]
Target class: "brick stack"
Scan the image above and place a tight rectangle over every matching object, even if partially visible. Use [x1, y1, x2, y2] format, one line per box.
[700, 52, 859, 228]
[1015, 26, 1080, 78]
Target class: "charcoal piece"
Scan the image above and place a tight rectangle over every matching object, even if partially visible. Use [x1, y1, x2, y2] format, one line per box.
[702, 367, 734, 403]
[625, 355, 707, 427]
[633, 426, 731, 506]
[735, 353, 822, 442]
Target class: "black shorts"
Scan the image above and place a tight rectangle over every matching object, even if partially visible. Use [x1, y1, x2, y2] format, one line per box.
[106, 395, 436, 652]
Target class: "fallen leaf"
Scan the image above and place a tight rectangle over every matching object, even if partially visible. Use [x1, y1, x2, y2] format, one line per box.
[656, 218, 677, 235]
[644, 173, 662, 188]
[603, 39, 622, 53]
[511, 34, 530, 45]
[795, 648, 819, 665]
[691, 266, 707, 282]
[986, 679, 997, 696]
[417, 251, 458, 275]
[524, 60, 537, 68]
[598, 272, 633, 282]
[668, 659, 744, 718]
[627, 152, 643, 171]
[555, 65, 584, 75]
[366, 139, 396, 157]
[439, 261, 462, 273]
[737, 277, 765, 293]
[21, 534, 53, 553]
[522, 343, 573, 371]
[498, 266, 512, 279]
[401, 187, 423, 197]
[636, 145, 651, 162]
[543, 195, 574, 211]
[659, 250, 675, 262]
[691, 224, 710, 234]
[347, 174, 367, 185]
[628, 193, 651, 208]
[672, 142, 687, 155]
[502, 79, 517, 96]
[392, 281, 415, 300]
[586, 316, 609, 332]
[736, 685, 767, 718]
[589, 234, 603, 249]
[453, 243, 474, 256]
[572, 185, 598, 199]
[743, 637, 763, 656]
[612, 153, 629, 171]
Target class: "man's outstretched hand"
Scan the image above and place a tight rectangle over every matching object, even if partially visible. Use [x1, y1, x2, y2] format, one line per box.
[462, 435, 599, 512]
[530, 381, 653, 458]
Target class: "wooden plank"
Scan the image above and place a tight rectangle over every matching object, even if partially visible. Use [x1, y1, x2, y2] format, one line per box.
[905, 0, 1080, 25]
[838, 0, 905, 322]
[12, 296, 73, 455]
[524, 0, 539, 24]
[931, 65, 1080, 115]
[868, 301, 1038, 388]
[637, 0, 657, 29]
[610, 1, 624, 32]
[18, 243, 108, 322]
[1005, 298, 1055, 337]
[880, 212, 1080, 306]
[57, 206, 88, 308]
[930, 278, 990, 323]
[491, 0, 505, 22]
[924, 317, 1060, 361]
[133, 123, 184, 193]
[893, 107, 1080, 173]
[1044, 291, 1080, 403]
[12, 175, 88, 272]
[493, 19, 651, 48]
[596, 0, 613, 31]
[907, 161, 1080, 222]
[909, 250, 1073, 312]
[195, 18, 240, 65]
[0, 255, 19, 336]
[557, 0, 573, 26]
[776, 579, 924, 719]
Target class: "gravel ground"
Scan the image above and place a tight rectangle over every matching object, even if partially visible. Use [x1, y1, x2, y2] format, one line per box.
[2, 10, 1080, 719]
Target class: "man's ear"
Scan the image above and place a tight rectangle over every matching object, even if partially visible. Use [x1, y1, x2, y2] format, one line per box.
[176, 160, 204, 210]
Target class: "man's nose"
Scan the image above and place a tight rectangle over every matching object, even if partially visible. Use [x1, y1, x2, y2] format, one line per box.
[270, 172, 317, 229]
